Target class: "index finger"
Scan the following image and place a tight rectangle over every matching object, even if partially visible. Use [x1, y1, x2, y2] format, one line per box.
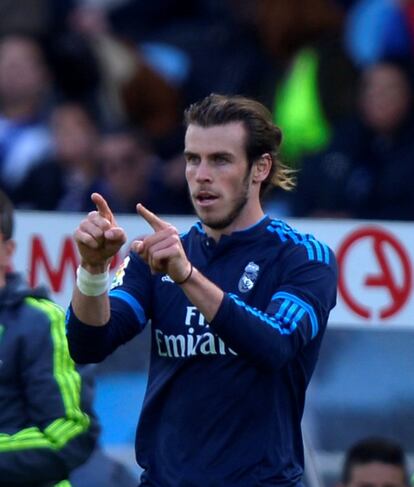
[91, 193, 114, 223]
[137, 203, 168, 232]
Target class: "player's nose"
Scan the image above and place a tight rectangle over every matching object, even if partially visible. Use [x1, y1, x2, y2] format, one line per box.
[195, 159, 213, 182]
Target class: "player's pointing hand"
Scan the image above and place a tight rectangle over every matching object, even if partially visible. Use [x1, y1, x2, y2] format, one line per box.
[74, 193, 127, 270]
[133, 203, 192, 283]
[136, 203, 168, 232]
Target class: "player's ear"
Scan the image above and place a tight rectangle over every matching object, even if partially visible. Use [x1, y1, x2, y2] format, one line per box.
[252, 154, 272, 183]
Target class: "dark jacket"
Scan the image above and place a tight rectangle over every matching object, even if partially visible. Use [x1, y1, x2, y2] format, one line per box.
[0, 273, 99, 486]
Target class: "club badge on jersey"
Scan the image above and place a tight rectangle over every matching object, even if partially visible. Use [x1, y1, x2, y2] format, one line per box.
[238, 262, 260, 293]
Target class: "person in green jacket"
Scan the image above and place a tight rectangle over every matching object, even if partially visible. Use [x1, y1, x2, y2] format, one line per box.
[0, 189, 99, 487]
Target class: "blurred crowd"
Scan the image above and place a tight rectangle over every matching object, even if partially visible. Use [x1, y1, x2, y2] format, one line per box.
[1, 0, 414, 219]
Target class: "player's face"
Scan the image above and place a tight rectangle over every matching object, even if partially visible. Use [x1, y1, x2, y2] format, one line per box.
[344, 462, 407, 487]
[184, 122, 256, 233]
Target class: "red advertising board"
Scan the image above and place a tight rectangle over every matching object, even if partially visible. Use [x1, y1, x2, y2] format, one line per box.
[13, 212, 414, 328]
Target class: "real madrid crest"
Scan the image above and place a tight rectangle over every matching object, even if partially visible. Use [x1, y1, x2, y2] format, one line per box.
[110, 256, 130, 289]
[238, 262, 260, 293]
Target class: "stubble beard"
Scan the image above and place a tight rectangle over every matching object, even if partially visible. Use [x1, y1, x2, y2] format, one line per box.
[191, 173, 250, 230]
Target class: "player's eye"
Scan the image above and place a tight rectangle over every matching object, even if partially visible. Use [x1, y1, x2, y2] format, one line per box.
[185, 154, 200, 165]
[213, 155, 230, 165]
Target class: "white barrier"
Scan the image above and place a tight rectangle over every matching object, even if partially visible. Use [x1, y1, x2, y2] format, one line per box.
[14, 211, 414, 328]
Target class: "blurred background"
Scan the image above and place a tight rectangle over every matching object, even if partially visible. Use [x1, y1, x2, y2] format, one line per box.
[2, 0, 414, 485]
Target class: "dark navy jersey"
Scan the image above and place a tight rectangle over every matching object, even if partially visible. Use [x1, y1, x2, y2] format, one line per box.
[67, 215, 337, 487]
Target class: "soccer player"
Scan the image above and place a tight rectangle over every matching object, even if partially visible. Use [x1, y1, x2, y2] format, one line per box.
[66, 94, 338, 486]
[339, 437, 410, 487]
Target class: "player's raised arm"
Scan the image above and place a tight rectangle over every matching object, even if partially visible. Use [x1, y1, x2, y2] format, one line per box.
[71, 193, 127, 326]
[134, 203, 224, 322]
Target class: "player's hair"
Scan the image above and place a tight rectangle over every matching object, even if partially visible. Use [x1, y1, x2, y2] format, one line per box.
[184, 93, 295, 197]
[341, 437, 408, 485]
[0, 190, 14, 241]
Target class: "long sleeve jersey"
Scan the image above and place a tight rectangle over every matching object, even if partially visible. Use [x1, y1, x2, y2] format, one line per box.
[67, 215, 337, 487]
[0, 273, 99, 487]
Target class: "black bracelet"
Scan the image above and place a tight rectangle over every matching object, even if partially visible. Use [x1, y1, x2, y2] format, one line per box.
[175, 263, 193, 285]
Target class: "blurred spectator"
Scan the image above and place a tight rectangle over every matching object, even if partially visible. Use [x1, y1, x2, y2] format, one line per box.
[23, 1, 276, 162]
[345, 0, 412, 67]
[338, 437, 410, 487]
[0, 35, 53, 195]
[14, 102, 103, 211]
[148, 152, 193, 215]
[98, 129, 193, 215]
[293, 58, 414, 220]
[72, 0, 272, 157]
[68, 4, 182, 155]
[106, 0, 270, 101]
[253, 0, 358, 166]
[0, 1, 105, 124]
[253, 0, 343, 61]
[98, 129, 157, 213]
[46, 30, 102, 117]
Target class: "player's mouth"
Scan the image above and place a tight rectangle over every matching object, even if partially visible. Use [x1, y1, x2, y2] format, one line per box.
[195, 191, 219, 207]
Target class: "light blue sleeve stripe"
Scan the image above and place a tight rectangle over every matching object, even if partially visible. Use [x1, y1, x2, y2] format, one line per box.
[228, 293, 293, 335]
[266, 221, 331, 265]
[271, 291, 319, 338]
[286, 230, 300, 244]
[303, 241, 315, 260]
[275, 299, 291, 320]
[284, 303, 299, 323]
[109, 289, 147, 325]
[276, 228, 287, 242]
[292, 307, 306, 323]
[312, 240, 323, 262]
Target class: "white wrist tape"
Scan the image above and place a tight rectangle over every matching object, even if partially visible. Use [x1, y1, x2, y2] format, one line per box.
[76, 265, 110, 297]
